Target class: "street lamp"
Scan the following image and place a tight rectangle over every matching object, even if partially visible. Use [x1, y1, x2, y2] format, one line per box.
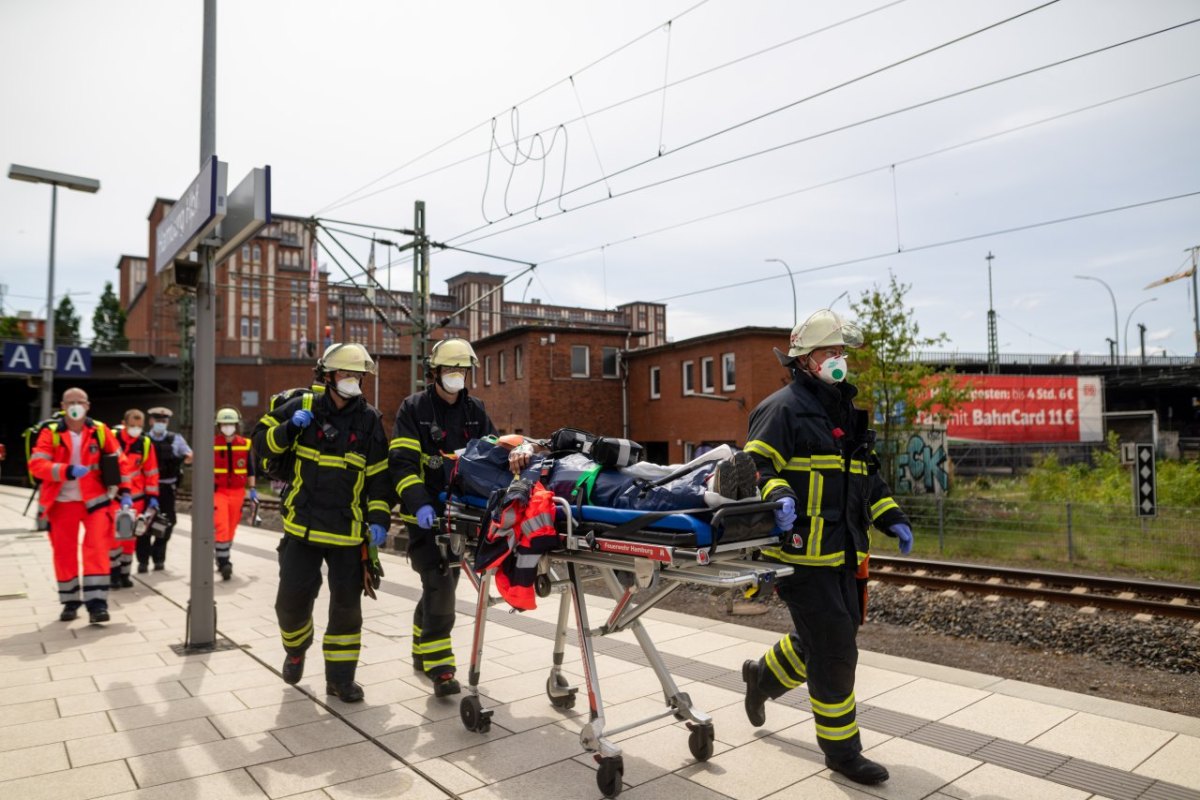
[1123, 297, 1157, 358]
[8, 164, 100, 421]
[764, 258, 797, 327]
[1074, 275, 1119, 365]
[829, 290, 850, 310]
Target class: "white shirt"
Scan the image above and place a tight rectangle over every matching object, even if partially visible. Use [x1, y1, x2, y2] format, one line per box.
[57, 430, 85, 502]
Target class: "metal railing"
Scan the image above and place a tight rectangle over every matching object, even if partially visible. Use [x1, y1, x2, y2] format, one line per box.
[881, 495, 1200, 583]
[908, 351, 1198, 368]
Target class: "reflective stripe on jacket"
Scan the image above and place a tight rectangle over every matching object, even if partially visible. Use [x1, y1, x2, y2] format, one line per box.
[214, 435, 253, 490]
[29, 419, 127, 518]
[475, 479, 558, 611]
[117, 431, 160, 502]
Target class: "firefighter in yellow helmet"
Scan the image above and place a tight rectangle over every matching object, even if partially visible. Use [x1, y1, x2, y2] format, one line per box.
[741, 309, 912, 786]
[252, 342, 391, 703]
[388, 337, 496, 697]
[213, 406, 254, 581]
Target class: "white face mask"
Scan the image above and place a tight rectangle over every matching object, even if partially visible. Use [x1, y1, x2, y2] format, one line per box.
[335, 377, 363, 398]
[126, 426, 143, 439]
[65, 403, 87, 420]
[441, 372, 465, 394]
[813, 355, 849, 384]
[151, 422, 167, 436]
[220, 424, 237, 438]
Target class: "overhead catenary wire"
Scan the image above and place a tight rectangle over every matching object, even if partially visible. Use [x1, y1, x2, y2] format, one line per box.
[444, 15, 1198, 253]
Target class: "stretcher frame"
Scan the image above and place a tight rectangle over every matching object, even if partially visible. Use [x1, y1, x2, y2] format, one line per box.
[444, 494, 792, 799]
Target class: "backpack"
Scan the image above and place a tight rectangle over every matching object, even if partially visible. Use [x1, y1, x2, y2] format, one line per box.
[258, 389, 319, 483]
[547, 427, 644, 468]
[23, 413, 64, 488]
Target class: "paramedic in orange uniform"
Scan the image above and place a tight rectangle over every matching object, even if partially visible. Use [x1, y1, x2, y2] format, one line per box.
[213, 406, 256, 580]
[110, 409, 160, 589]
[28, 387, 131, 624]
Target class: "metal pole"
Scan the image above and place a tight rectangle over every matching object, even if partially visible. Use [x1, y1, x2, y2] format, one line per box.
[1192, 247, 1200, 359]
[764, 259, 797, 326]
[1074, 275, 1119, 364]
[936, 495, 944, 554]
[1123, 298, 1156, 358]
[187, 0, 218, 650]
[40, 184, 58, 421]
[1066, 501, 1073, 562]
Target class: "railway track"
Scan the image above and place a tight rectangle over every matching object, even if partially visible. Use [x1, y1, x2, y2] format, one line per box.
[870, 555, 1200, 621]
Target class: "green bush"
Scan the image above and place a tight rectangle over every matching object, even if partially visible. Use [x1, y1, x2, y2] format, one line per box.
[1025, 432, 1200, 506]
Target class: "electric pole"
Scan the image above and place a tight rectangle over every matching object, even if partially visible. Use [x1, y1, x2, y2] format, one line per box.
[986, 252, 999, 374]
[410, 200, 431, 392]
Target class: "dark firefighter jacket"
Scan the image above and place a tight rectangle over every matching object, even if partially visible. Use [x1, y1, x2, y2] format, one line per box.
[253, 390, 391, 548]
[745, 370, 908, 569]
[389, 385, 496, 524]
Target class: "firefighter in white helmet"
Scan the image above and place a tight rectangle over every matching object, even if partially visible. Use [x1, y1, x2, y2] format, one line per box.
[213, 406, 255, 580]
[388, 337, 496, 697]
[252, 342, 391, 703]
[741, 308, 913, 786]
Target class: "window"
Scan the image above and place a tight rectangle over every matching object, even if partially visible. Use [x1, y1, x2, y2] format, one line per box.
[682, 361, 695, 395]
[649, 366, 661, 399]
[701, 356, 715, 393]
[571, 346, 590, 378]
[499, 351, 507, 383]
[242, 245, 250, 260]
[252, 244, 261, 262]
[485, 355, 492, 386]
[602, 347, 619, 378]
[240, 317, 249, 339]
[722, 352, 736, 390]
[515, 345, 523, 379]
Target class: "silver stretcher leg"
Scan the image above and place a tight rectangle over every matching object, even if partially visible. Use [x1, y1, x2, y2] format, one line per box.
[458, 566, 494, 733]
[568, 561, 620, 763]
[545, 572, 578, 709]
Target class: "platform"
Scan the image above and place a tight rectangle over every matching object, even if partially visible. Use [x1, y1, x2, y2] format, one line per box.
[0, 483, 1197, 800]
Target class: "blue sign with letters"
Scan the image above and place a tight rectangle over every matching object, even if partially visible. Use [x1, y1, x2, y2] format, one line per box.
[2, 343, 92, 376]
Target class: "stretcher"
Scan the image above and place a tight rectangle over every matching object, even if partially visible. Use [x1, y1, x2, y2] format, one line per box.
[442, 491, 791, 799]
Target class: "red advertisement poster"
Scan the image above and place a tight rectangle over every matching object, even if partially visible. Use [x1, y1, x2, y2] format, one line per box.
[919, 375, 1104, 443]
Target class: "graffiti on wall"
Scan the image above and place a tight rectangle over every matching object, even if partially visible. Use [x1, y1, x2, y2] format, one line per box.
[895, 424, 950, 495]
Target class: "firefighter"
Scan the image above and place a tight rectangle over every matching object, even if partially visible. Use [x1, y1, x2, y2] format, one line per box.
[141, 406, 193, 571]
[389, 337, 496, 697]
[214, 406, 256, 581]
[252, 342, 391, 703]
[28, 387, 131, 624]
[110, 409, 160, 588]
[741, 309, 913, 786]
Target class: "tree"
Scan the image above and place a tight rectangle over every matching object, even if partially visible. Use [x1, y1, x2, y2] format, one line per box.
[54, 295, 81, 344]
[0, 316, 20, 339]
[849, 272, 971, 484]
[91, 281, 127, 351]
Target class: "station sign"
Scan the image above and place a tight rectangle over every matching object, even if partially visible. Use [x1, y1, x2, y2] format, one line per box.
[918, 375, 1104, 443]
[214, 165, 271, 264]
[2, 343, 92, 376]
[155, 155, 227, 273]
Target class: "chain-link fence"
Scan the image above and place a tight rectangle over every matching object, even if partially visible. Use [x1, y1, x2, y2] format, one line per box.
[873, 495, 1200, 583]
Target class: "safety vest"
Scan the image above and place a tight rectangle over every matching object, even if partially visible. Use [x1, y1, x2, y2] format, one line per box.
[117, 430, 160, 502]
[476, 479, 558, 611]
[214, 435, 252, 490]
[28, 419, 124, 518]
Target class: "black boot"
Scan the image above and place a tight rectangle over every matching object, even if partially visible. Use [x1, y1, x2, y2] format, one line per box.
[219, 562, 233, 581]
[137, 562, 149, 574]
[59, 604, 79, 622]
[120, 574, 134, 588]
[326, 681, 364, 702]
[109, 570, 123, 590]
[432, 672, 461, 698]
[742, 660, 768, 727]
[282, 654, 305, 685]
[89, 607, 111, 624]
[825, 754, 889, 785]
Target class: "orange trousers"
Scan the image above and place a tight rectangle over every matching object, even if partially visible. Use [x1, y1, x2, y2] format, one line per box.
[47, 500, 114, 607]
[214, 486, 245, 565]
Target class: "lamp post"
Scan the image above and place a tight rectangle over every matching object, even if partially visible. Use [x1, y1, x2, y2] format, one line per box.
[829, 290, 850, 310]
[1074, 275, 1119, 365]
[1123, 297, 1157, 358]
[764, 258, 797, 327]
[7, 165, 100, 421]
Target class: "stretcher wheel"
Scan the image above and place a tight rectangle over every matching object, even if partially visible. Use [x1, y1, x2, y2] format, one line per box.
[687, 722, 715, 761]
[459, 695, 491, 733]
[595, 755, 624, 798]
[535, 573, 551, 597]
[672, 691, 693, 721]
[546, 673, 577, 709]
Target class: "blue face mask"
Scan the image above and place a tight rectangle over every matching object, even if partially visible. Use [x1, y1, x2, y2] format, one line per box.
[151, 422, 167, 436]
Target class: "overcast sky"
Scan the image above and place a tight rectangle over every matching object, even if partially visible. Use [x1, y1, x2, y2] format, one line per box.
[3, 0, 1198, 358]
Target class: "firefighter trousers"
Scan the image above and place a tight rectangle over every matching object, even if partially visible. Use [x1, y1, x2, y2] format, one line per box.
[752, 564, 863, 762]
[409, 530, 458, 677]
[136, 483, 176, 567]
[47, 500, 113, 611]
[274, 535, 363, 683]
[213, 486, 245, 566]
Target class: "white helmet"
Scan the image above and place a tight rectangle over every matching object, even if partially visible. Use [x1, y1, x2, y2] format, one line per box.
[215, 407, 241, 425]
[428, 338, 479, 369]
[318, 342, 376, 374]
[787, 309, 863, 359]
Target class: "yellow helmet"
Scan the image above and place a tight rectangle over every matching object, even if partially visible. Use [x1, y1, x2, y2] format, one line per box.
[318, 342, 376, 374]
[215, 407, 241, 425]
[787, 309, 864, 359]
[428, 338, 479, 369]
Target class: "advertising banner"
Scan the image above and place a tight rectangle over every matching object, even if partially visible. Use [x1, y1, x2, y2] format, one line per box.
[919, 375, 1103, 443]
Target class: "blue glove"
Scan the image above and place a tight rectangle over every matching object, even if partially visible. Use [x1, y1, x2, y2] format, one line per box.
[148, 497, 159, 510]
[369, 523, 388, 547]
[119, 494, 133, 509]
[291, 409, 313, 429]
[890, 523, 914, 555]
[774, 497, 797, 531]
[68, 465, 89, 479]
[416, 504, 436, 530]
[248, 488, 258, 502]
